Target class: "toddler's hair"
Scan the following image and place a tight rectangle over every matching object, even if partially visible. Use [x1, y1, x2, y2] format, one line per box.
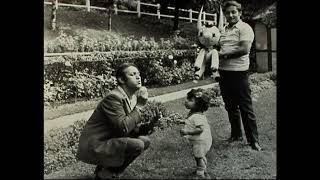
[187, 88, 211, 112]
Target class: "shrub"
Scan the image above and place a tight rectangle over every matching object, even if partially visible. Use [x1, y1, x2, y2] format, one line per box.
[44, 119, 86, 174]
[206, 85, 225, 107]
[44, 50, 197, 103]
[46, 31, 195, 53]
[138, 101, 169, 135]
[58, 0, 86, 4]
[44, 59, 117, 102]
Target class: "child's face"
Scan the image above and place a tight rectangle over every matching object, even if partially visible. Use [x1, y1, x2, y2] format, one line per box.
[185, 97, 196, 109]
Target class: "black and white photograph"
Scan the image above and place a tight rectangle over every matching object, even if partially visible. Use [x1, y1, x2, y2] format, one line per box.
[43, 0, 277, 179]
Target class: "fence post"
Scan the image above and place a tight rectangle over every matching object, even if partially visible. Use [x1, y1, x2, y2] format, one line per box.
[55, 0, 58, 9]
[114, 3, 118, 15]
[214, 14, 217, 25]
[203, 11, 206, 24]
[86, 0, 90, 12]
[51, 0, 57, 30]
[189, 9, 192, 23]
[137, 0, 141, 18]
[157, 3, 160, 19]
[108, 8, 112, 31]
[267, 27, 272, 71]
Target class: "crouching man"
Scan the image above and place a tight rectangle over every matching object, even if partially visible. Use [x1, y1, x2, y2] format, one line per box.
[76, 63, 150, 179]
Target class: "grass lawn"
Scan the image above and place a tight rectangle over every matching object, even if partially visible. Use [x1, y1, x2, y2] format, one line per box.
[44, 86, 276, 179]
[44, 78, 215, 121]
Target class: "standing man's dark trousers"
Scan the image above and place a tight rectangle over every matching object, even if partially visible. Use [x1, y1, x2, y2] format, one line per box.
[218, 70, 259, 145]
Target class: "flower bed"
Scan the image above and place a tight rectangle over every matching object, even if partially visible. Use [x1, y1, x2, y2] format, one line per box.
[44, 49, 197, 103]
[46, 31, 196, 53]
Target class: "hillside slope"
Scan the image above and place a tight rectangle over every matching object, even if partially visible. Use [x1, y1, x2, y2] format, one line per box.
[44, 6, 199, 45]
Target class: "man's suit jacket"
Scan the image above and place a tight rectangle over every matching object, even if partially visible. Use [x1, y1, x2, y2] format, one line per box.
[76, 86, 142, 167]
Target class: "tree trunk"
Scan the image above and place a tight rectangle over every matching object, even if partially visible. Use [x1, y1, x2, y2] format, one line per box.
[107, 8, 112, 31]
[51, 0, 57, 30]
[173, 5, 179, 30]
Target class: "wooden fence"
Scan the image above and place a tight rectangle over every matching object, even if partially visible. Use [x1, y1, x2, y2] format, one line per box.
[44, 0, 219, 25]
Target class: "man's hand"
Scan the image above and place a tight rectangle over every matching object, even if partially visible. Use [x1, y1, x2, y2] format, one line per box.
[219, 41, 252, 60]
[136, 86, 148, 107]
[219, 50, 230, 60]
[180, 128, 189, 136]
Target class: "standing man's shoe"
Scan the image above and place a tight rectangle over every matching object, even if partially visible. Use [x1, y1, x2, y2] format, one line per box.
[94, 166, 119, 180]
[251, 142, 262, 151]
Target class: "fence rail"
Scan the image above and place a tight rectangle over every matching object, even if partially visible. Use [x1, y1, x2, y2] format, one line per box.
[44, 0, 218, 24]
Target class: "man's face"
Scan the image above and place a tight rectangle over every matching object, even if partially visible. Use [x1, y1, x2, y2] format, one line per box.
[122, 66, 142, 90]
[225, 5, 241, 25]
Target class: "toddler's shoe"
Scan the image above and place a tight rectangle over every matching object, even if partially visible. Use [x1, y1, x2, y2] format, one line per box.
[196, 170, 205, 178]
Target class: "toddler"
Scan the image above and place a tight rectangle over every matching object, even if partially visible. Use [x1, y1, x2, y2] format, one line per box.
[180, 88, 212, 178]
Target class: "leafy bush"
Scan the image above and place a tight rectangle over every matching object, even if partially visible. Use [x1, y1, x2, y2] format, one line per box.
[44, 59, 117, 102]
[58, 0, 86, 4]
[44, 50, 197, 103]
[46, 31, 195, 53]
[138, 101, 169, 135]
[206, 85, 225, 107]
[44, 119, 86, 174]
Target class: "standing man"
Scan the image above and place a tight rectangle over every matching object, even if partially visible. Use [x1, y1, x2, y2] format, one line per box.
[218, 1, 262, 151]
[76, 63, 151, 179]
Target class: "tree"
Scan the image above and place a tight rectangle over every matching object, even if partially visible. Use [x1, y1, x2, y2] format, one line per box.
[91, 0, 277, 31]
[252, 2, 276, 28]
[159, 0, 203, 31]
[159, 0, 276, 30]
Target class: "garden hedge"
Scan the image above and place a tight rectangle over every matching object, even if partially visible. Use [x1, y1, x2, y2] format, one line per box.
[44, 49, 197, 103]
[46, 31, 195, 53]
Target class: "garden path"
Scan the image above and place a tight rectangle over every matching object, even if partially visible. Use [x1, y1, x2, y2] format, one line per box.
[44, 83, 218, 133]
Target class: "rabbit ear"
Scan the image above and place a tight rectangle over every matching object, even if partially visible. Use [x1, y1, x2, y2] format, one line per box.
[218, 5, 225, 32]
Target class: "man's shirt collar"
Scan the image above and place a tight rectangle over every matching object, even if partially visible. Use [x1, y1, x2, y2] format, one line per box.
[226, 19, 243, 29]
[117, 86, 137, 110]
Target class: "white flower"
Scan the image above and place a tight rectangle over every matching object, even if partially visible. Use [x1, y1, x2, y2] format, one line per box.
[168, 55, 173, 60]
[173, 60, 177, 64]
[65, 61, 72, 67]
[195, 92, 203, 98]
